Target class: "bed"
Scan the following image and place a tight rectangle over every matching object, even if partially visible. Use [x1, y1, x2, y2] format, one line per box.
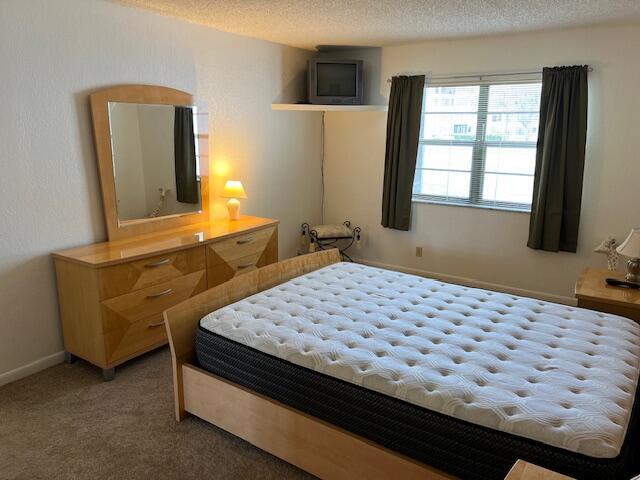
[164, 250, 640, 479]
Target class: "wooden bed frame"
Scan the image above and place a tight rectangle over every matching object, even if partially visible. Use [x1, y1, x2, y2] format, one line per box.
[163, 250, 453, 480]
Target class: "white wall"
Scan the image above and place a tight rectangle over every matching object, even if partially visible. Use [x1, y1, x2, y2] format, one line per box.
[324, 25, 640, 302]
[0, 0, 322, 382]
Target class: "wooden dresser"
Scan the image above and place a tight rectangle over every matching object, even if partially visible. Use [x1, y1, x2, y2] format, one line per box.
[53, 216, 278, 380]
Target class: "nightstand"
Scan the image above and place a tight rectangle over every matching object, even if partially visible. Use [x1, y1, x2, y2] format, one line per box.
[505, 460, 573, 480]
[575, 268, 640, 322]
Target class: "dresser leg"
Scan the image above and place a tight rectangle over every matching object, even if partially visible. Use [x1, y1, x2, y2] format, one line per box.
[64, 351, 77, 364]
[102, 368, 115, 381]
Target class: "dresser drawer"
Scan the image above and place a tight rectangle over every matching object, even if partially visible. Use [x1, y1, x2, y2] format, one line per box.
[229, 253, 261, 274]
[206, 227, 278, 288]
[207, 226, 276, 266]
[98, 246, 205, 299]
[207, 253, 258, 288]
[100, 270, 207, 333]
[101, 270, 207, 365]
[104, 314, 168, 365]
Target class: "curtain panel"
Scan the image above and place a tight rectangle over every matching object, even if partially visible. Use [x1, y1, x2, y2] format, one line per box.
[381, 75, 425, 231]
[528, 66, 589, 252]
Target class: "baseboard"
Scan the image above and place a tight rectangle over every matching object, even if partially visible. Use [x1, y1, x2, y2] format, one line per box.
[0, 350, 65, 387]
[354, 258, 576, 306]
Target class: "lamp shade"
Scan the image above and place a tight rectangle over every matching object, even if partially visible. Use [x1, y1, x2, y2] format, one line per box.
[220, 180, 247, 199]
[617, 228, 640, 258]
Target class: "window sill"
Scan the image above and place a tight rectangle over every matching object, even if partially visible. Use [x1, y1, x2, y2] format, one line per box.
[411, 196, 531, 214]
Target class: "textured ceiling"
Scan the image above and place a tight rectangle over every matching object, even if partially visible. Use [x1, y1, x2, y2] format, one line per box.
[113, 0, 640, 50]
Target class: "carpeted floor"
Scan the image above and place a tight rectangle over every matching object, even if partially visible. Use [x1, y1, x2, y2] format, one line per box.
[0, 347, 313, 480]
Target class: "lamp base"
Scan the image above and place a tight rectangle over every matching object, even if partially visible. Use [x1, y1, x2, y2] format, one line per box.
[226, 198, 241, 221]
[625, 258, 640, 283]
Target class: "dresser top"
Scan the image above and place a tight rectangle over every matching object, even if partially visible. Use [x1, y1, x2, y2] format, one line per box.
[53, 216, 279, 268]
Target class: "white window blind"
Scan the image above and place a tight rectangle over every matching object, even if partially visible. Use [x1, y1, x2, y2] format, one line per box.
[412, 78, 542, 212]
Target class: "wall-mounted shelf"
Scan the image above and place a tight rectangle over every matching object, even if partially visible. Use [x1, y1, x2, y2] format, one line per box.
[271, 103, 387, 112]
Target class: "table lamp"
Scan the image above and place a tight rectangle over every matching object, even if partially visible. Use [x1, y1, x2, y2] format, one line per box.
[220, 180, 247, 220]
[616, 228, 640, 283]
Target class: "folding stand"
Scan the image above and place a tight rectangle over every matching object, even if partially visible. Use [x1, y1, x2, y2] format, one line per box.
[301, 221, 362, 262]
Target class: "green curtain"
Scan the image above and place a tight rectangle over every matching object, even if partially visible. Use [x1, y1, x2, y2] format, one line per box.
[381, 75, 425, 231]
[174, 106, 199, 204]
[527, 66, 588, 252]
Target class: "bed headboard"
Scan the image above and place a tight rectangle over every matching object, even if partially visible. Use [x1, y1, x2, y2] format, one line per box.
[163, 249, 342, 420]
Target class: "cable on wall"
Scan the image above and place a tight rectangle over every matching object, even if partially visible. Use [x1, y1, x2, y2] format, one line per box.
[320, 110, 325, 224]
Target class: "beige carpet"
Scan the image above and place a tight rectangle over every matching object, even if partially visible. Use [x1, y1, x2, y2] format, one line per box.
[0, 348, 312, 480]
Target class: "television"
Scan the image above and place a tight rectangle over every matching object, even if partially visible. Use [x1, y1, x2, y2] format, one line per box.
[308, 58, 363, 105]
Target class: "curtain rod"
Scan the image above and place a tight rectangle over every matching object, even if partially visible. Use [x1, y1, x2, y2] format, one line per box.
[386, 67, 593, 83]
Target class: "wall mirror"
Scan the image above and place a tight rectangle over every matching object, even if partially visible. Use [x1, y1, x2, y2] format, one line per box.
[90, 85, 208, 241]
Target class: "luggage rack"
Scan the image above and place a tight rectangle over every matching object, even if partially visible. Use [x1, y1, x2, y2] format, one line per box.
[301, 221, 362, 262]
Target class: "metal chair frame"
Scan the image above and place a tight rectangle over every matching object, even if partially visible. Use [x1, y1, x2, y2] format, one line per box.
[301, 221, 362, 262]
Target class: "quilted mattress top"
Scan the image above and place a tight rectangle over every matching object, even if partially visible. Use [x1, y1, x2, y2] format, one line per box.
[200, 262, 640, 458]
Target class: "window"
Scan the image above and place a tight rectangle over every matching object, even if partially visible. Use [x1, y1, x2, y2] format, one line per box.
[412, 80, 542, 212]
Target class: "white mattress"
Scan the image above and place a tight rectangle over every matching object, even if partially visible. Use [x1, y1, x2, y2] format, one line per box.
[200, 262, 640, 458]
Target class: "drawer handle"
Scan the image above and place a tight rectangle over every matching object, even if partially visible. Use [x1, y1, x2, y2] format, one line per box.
[237, 263, 254, 270]
[146, 288, 173, 299]
[236, 237, 254, 245]
[148, 320, 165, 328]
[144, 258, 171, 268]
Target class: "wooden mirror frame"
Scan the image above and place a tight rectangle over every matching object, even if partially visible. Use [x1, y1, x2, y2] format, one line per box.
[90, 85, 209, 241]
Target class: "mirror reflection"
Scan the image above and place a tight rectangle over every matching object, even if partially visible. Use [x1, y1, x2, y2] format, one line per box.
[108, 102, 202, 223]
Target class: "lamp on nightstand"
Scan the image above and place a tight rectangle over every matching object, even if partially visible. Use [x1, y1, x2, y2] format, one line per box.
[616, 228, 640, 283]
[221, 180, 247, 221]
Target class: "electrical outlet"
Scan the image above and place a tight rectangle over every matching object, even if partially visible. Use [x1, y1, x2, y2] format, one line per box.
[415, 246, 423, 258]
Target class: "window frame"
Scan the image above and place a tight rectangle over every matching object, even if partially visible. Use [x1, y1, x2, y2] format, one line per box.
[412, 75, 542, 213]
